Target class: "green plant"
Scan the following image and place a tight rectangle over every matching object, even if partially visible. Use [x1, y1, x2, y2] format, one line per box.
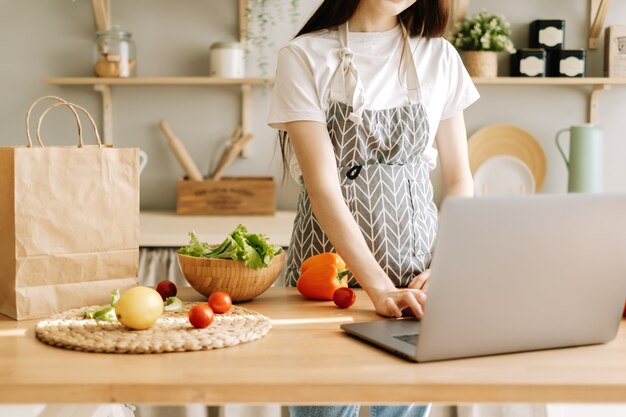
[451, 11, 515, 53]
[245, 0, 300, 75]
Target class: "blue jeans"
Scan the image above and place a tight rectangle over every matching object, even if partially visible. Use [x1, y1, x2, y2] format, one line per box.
[289, 405, 431, 417]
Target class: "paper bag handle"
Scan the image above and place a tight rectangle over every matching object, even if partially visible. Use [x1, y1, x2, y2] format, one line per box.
[36, 102, 103, 148]
[25, 95, 82, 148]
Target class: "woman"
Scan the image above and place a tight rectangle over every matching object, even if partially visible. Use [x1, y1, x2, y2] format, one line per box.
[269, 0, 479, 415]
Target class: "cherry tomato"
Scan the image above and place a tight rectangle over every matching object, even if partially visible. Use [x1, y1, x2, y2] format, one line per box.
[209, 291, 233, 314]
[333, 287, 356, 309]
[155, 280, 177, 301]
[188, 304, 214, 328]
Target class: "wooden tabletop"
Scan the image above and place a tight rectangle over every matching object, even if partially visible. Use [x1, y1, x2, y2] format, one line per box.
[1, 287, 625, 405]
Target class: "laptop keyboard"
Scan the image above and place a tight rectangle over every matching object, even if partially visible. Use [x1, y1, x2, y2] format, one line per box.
[394, 333, 419, 346]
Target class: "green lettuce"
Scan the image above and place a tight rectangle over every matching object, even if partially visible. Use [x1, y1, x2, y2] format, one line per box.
[177, 225, 282, 269]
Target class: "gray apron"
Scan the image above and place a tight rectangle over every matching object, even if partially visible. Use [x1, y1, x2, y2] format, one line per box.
[285, 22, 438, 287]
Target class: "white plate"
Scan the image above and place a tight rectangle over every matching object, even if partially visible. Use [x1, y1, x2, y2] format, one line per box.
[473, 155, 536, 197]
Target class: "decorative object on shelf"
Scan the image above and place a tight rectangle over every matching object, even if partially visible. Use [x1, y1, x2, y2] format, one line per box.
[468, 124, 547, 191]
[552, 49, 586, 77]
[511, 48, 546, 77]
[245, 0, 301, 75]
[555, 124, 604, 193]
[451, 11, 516, 77]
[210, 42, 245, 78]
[473, 155, 536, 197]
[0, 96, 138, 320]
[530, 20, 566, 50]
[605, 26, 626, 77]
[93, 26, 136, 78]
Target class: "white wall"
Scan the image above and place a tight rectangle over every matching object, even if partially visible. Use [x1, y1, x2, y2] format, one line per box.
[1, 0, 624, 213]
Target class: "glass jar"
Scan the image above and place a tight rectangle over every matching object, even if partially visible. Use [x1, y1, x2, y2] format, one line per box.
[93, 27, 136, 78]
[209, 42, 244, 78]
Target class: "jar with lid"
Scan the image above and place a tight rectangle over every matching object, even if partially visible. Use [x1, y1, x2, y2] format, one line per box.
[93, 27, 136, 78]
[210, 42, 244, 78]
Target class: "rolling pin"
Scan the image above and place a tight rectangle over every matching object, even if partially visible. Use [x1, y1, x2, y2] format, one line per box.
[210, 133, 253, 181]
[159, 120, 204, 181]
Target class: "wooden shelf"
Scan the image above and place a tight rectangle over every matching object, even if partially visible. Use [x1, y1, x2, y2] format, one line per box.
[45, 76, 274, 86]
[472, 77, 626, 86]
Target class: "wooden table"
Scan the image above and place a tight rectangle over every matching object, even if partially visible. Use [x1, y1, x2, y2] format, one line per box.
[1, 287, 625, 405]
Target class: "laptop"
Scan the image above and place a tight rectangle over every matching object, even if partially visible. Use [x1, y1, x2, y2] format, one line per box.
[340, 194, 626, 362]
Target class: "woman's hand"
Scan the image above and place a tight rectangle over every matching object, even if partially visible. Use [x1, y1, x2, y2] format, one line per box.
[408, 268, 430, 292]
[368, 287, 427, 319]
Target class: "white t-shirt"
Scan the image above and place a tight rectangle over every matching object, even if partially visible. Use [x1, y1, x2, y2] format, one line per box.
[268, 24, 479, 181]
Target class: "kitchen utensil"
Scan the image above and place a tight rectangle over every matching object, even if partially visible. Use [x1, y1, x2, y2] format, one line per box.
[178, 250, 285, 301]
[555, 124, 604, 193]
[159, 120, 204, 181]
[210, 132, 253, 181]
[139, 150, 148, 175]
[473, 155, 536, 197]
[210, 126, 242, 177]
[468, 124, 547, 191]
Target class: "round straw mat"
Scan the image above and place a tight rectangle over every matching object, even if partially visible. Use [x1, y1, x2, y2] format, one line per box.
[468, 124, 547, 191]
[35, 302, 271, 354]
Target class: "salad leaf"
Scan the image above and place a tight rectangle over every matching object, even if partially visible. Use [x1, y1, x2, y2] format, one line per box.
[177, 231, 211, 257]
[163, 296, 183, 312]
[84, 288, 120, 322]
[177, 224, 282, 269]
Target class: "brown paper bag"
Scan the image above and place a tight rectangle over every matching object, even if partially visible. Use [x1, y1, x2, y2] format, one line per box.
[0, 96, 139, 320]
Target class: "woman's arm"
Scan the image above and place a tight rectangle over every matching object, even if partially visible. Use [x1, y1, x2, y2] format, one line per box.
[408, 112, 473, 292]
[435, 112, 474, 198]
[285, 120, 427, 318]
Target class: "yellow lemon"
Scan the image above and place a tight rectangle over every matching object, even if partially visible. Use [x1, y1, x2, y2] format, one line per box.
[115, 286, 164, 330]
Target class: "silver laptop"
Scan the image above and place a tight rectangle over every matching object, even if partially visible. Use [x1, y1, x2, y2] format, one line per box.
[341, 194, 626, 362]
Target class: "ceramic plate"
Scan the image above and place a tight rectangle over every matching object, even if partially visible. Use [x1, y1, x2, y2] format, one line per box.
[474, 155, 536, 197]
[468, 124, 547, 191]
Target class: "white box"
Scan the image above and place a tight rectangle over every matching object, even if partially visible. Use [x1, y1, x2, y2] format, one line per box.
[605, 25, 626, 77]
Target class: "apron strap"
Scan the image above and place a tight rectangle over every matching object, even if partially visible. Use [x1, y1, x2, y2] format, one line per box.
[328, 21, 423, 125]
[400, 23, 422, 105]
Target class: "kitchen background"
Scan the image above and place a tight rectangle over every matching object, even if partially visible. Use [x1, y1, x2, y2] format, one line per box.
[1, 1, 625, 417]
[1, 0, 625, 211]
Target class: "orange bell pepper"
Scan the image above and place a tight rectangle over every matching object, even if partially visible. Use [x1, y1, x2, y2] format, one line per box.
[297, 252, 350, 300]
[300, 252, 346, 274]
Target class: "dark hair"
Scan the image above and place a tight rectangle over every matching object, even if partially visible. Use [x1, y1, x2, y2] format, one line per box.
[277, 0, 450, 181]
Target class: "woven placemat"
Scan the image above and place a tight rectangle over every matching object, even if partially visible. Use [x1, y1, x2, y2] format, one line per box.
[35, 302, 271, 354]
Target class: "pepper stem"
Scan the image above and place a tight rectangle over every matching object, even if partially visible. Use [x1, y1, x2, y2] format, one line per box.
[337, 269, 350, 280]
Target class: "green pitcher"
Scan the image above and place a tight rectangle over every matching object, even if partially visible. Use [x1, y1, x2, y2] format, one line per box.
[555, 124, 604, 193]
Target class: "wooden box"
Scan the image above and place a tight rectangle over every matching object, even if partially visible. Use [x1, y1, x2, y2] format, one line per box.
[176, 177, 276, 215]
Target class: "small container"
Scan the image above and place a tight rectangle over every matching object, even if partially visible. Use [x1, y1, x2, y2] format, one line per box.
[550, 49, 586, 77]
[530, 20, 565, 50]
[511, 49, 546, 77]
[93, 27, 136, 78]
[210, 42, 244, 78]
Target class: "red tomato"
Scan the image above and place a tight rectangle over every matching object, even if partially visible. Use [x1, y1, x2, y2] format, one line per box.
[188, 304, 214, 328]
[333, 287, 356, 309]
[155, 280, 177, 301]
[209, 291, 233, 314]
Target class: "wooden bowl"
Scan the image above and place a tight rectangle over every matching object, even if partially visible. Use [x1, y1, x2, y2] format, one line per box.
[177, 251, 285, 302]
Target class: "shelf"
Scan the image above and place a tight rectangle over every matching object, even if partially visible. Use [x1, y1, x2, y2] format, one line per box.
[140, 210, 296, 247]
[471, 77, 626, 85]
[45, 77, 274, 86]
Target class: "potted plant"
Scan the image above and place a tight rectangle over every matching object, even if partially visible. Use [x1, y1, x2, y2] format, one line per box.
[451, 11, 516, 78]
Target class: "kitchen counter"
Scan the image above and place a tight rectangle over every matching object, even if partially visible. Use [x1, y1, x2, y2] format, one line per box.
[0, 287, 625, 405]
[140, 211, 296, 247]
